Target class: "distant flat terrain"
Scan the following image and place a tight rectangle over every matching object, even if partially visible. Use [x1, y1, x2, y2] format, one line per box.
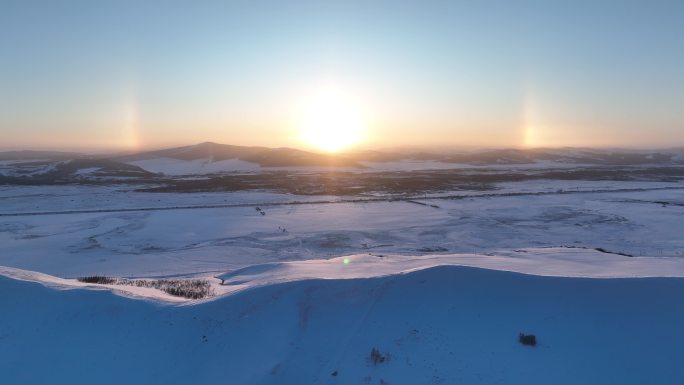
[1, 179, 683, 278]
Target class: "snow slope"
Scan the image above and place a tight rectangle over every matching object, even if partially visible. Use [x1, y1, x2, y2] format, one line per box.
[2, 265, 684, 385]
[129, 157, 260, 175]
[6, 248, 684, 303]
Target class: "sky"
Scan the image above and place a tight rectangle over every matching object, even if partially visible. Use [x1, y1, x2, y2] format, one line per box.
[1, 0, 683, 152]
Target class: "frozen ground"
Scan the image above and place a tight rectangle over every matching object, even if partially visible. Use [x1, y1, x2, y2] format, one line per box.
[2, 178, 684, 384]
[1, 180, 683, 277]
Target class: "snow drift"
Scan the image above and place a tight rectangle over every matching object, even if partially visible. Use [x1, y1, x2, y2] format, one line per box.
[2, 265, 684, 385]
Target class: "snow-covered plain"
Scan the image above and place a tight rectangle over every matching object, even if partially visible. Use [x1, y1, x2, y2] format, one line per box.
[128, 156, 608, 175]
[2, 178, 684, 384]
[1, 181, 683, 277]
[127, 155, 684, 174]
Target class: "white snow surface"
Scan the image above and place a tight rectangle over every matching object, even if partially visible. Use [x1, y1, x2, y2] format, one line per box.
[3, 180, 684, 384]
[129, 157, 260, 175]
[4, 248, 684, 303]
[2, 181, 684, 278]
[73, 166, 101, 175]
[2, 261, 684, 385]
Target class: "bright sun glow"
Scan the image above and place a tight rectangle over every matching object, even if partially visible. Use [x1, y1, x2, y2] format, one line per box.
[296, 86, 366, 152]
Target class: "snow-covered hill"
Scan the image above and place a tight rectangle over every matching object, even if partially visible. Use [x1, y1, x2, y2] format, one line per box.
[119, 145, 684, 175]
[128, 157, 260, 175]
[0, 158, 153, 179]
[2, 262, 684, 385]
[3, 144, 684, 177]
[120, 142, 361, 169]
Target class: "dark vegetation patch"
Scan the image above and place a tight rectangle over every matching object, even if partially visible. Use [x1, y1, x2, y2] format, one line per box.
[135, 167, 684, 195]
[519, 333, 537, 346]
[553, 245, 634, 257]
[369, 347, 391, 365]
[594, 247, 634, 257]
[77, 275, 116, 284]
[77, 276, 213, 299]
[136, 170, 496, 195]
[406, 200, 440, 208]
[416, 246, 449, 252]
[3, 163, 684, 196]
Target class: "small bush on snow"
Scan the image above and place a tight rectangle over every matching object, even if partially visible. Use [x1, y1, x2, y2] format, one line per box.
[519, 333, 537, 346]
[369, 347, 390, 365]
[77, 276, 116, 284]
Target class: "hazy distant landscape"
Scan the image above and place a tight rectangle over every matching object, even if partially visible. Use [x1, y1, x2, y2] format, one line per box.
[3, 142, 684, 193]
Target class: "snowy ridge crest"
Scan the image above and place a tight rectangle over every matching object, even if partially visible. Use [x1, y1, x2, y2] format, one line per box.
[4, 248, 684, 304]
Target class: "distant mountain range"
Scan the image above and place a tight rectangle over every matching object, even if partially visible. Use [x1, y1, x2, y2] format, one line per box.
[119, 142, 684, 167]
[2, 142, 684, 180]
[118, 142, 360, 167]
[353, 147, 684, 166]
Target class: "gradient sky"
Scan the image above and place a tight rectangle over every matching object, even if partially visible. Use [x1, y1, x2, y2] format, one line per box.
[1, 0, 683, 151]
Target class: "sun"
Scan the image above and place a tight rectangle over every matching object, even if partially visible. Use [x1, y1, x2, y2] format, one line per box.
[296, 86, 366, 153]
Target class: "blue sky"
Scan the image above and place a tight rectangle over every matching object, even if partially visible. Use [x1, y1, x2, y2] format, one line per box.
[1, 0, 683, 150]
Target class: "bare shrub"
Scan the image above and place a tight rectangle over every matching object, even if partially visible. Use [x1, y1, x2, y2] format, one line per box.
[77, 276, 116, 284]
[77, 276, 213, 299]
[118, 278, 213, 299]
[369, 347, 390, 365]
[519, 333, 537, 347]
